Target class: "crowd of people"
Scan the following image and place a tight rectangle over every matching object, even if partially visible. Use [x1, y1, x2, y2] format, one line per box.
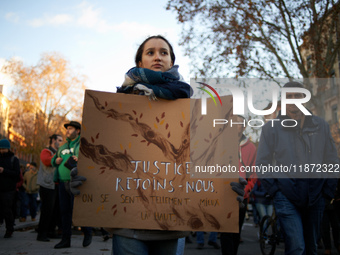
[0, 34, 339, 255]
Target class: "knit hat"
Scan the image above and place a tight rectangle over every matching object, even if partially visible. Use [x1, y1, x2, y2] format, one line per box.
[0, 139, 10, 149]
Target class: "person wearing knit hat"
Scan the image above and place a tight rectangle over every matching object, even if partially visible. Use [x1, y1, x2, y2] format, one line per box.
[0, 138, 20, 238]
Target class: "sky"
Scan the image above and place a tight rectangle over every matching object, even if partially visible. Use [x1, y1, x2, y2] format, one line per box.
[0, 0, 191, 95]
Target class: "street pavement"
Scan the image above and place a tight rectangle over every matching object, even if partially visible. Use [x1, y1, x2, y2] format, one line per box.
[0, 215, 336, 255]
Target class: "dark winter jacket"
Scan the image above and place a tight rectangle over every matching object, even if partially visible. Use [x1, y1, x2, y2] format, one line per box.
[256, 112, 338, 207]
[0, 151, 20, 192]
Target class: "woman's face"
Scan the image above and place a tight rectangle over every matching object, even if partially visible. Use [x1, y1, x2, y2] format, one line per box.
[138, 38, 173, 72]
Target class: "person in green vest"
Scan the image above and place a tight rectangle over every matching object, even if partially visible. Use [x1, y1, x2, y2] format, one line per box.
[52, 121, 92, 249]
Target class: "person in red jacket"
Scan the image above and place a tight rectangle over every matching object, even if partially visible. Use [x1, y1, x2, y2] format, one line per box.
[221, 115, 257, 255]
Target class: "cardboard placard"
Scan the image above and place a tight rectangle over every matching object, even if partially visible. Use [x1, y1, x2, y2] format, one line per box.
[73, 90, 239, 232]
